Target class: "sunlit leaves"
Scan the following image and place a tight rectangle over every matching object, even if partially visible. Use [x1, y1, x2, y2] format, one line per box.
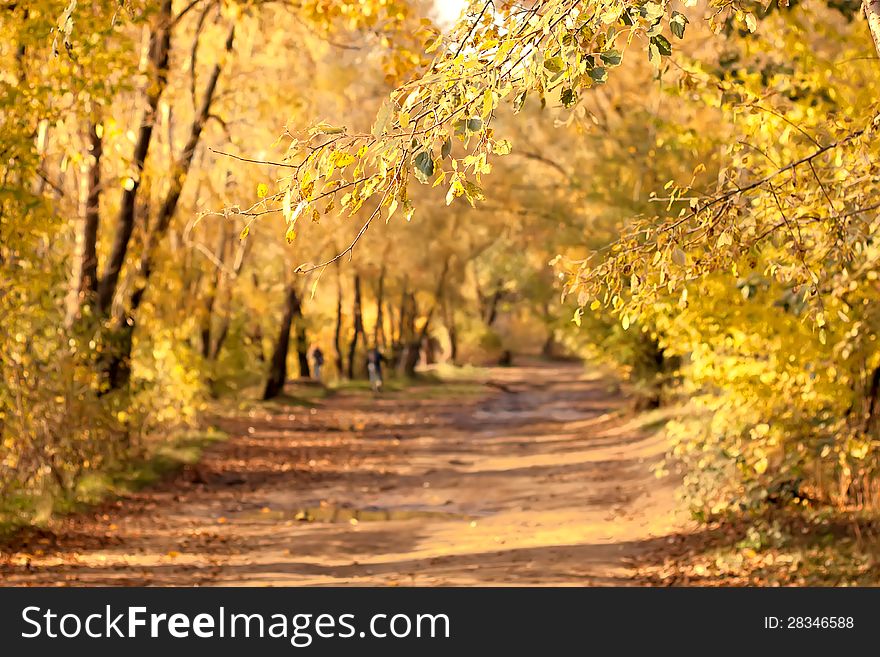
[559, 0, 880, 517]
[264, 0, 764, 268]
[372, 100, 394, 138]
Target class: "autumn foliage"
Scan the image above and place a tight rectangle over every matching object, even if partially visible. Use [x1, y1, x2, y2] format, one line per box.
[3, 0, 880, 565]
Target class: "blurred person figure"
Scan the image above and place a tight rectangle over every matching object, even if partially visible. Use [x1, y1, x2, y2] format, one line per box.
[311, 346, 324, 382]
[367, 347, 385, 393]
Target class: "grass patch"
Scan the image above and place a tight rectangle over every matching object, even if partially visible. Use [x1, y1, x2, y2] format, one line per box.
[0, 429, 226, 539]
[634, 508, 880, 586]
[104, 430, 226, 494]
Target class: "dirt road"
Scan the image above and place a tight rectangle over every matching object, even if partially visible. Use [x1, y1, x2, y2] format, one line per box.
[1, 363, 687, 586]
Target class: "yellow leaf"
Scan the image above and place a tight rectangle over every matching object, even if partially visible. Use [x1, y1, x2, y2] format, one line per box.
[282, 189, 292, 220]
[754, 457, 768, 475]
[387, 198, 398, 222]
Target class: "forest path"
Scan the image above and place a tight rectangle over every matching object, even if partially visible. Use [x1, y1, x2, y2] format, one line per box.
[1, 362, 687, 586]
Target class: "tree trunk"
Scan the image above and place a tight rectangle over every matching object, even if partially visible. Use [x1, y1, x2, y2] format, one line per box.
[263, 284, 302, 400]
[201, 224, 228, 359]
[386, 300, 397, 348]
[334, 264, 344, 378]
[69, 120, 102, 322]
[346, 273, 364, 379]
[208, 221, 250, 362]
[104, 22, 235, 389]
[445, 300, 458, 364]
[96, 0, 172, 315]
[374, 266, 386, 349]
[399, 292, 419, 376]
[404, 259, 450, 376]
[484, 280, 503, 327]
[296, 323, 310, 378]
[864, 365, 880, 436]
[865, 0, 880, 57]
[129, 23, 235, 314]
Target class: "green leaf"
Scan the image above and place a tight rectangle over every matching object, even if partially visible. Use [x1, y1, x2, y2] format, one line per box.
[441, 137, 452, 160]
[413, 151, 434, 183]
[652, 34, 672, 57]
[543, 56, 565, 73]
[670, 11, 688, 39]
[642, 2, 664, 22]
[466, 117, 483, 132]
[561, 88, 577, 107]
[600, 50, 622, 67]
[462, 180, 485, 205]
[589, 67, 607, 84]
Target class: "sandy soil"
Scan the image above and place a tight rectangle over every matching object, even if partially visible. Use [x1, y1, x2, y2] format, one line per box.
[0, 362, 689, 586]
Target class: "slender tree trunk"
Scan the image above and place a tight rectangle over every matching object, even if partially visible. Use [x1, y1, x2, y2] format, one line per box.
[374, 266, 386, 349]
[484, 280, 503, 327]
[104, 23, 235, 389]
[540, 301, 557, 358]
[296, 324, 310, 378]
[78, 122, 102, 299]
[399, 291, 419, 376]
[201, 225, 228, 358]
[97, 0, 173, 314]
[129, 23, 235, 314]
[334, 264, 344, 377]
[445, 300, 458, 364]
[398, 275, 409, 340]
[347, 273, 364, 379]
[208, 222, 250, 362]
[864, 365, 880, 435]
[405, 258, 450, 376]
[420, 258, 450, 342]
[386, 300, 397, 347]
[252, 325, 265, 363]
[263, 284, 302, 400]
[68, 121, 103, 324]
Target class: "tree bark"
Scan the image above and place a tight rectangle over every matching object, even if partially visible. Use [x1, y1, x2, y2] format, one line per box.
[97, 0, 172, 315]
[483, 280, 503, 327]
[201, 224, 228, 358]
[865, 0, 880, 56]
[263, 284, 302, 400]
[68, 121, 103, 323]
[864, 365, 880, 435]
[374, 265, 386, 349]
[404, 258, 450, 376]
[296, 323, 310, 378]
[386, 299, 397, 348]
[444, 300, 458, 364]
[334, 263, 344, 377]
[346, 273, 365, 379]
[104, 23, 235, 389]
[129, 23, 235, 317]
